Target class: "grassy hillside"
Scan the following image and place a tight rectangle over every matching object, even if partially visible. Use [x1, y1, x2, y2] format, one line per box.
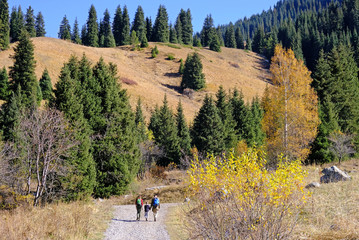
[0, 37, 270, 120]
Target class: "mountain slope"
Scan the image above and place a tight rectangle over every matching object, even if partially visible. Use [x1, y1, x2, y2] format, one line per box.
[0, 37, 270, 120]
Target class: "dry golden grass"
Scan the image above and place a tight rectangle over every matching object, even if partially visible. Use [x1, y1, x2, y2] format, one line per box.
[0, 200, 112, 240]
[0, 37, 270, 120]
[294, 159, 359, 239]
[165, 204, 190, 240]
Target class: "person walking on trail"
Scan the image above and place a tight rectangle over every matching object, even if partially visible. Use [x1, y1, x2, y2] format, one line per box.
[151, 194, 160, 222]
[144, 201, 150, 221]
[135, 195, 143, 221]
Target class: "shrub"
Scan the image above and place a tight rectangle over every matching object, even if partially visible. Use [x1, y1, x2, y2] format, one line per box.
[167, 53, 175, 60]
[186, 148, 308, 240]
[151, 46, 159, 58]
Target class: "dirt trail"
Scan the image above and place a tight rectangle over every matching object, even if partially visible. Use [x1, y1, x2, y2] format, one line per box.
[103, 203, 178, 240]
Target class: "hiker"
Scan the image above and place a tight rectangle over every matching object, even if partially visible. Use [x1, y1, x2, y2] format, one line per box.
[151, 194, 160, 222]
[135, 195, 143, 221]
[144, 201, 151, 221]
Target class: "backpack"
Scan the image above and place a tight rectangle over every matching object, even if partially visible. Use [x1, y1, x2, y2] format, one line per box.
[153, 197, 159, 207]
[136, 198, 141, 206]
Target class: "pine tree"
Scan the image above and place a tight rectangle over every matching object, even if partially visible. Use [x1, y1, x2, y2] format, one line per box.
[191, 94, 225, 155]
[153, 5, 169, 42]
[85, 5, 99, 47]
[0, 0, 10, 50]
[24, 6, 36, 37]
[132, 6, 146, 44]
[145, 17, 153, 42]
[176, 101, 191, 156]
[39, 68, 53, 101]
[215, 86, 237, 150]
[9, 6, 24, 42]
[209, 28, 221, 52]
[201, 14, 214, 47]
[0, 67, 10, 100]
[181, 52, 205, 90]
[230, 88, 248, 139]
[71, 18, 81, 44]
[58, 15, 71, 40]
[9, 31, 37, 107]
[148, 95, 181, 165]
[112, 5, 122, 46]
[235, 28, 244, 49]
[53, 63, 96, 200]
[169, 24, 177, 43]
[179, 9, 193, 45]
[35, 12, 45, 37]
[99, 9, 115, 47]
[135, 97, 147, 142]
[120, 5, 130, 45]
[224, 22, 236, 48]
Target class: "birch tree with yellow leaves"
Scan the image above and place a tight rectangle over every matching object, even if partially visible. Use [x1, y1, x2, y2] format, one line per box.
[263, 45, 319, 161]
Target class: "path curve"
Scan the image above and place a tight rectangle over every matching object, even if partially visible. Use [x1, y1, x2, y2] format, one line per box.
[103, 203, 178, 240]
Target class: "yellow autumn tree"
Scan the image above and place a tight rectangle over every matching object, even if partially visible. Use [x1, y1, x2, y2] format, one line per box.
[262, 45, 319, 161]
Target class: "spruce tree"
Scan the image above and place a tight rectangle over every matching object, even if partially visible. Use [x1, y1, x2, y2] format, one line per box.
[0, 0, 9, 50]
[181, 52, 205, 90]
[235, 28, 244, 49]
[201, 14, 214, 47]
[247, 97, 265, 146]
[148, 95, 181, 165]
[178, 58, 184, 74]
[81, 24, 87, 45]
[224, 22, 236, 48]
[120, 5, 130, 45]
[169, 24, 177, 43]
[112, 5, 122, 46]
[216, 26, 225, 46]
[193, 35, 202, 47]
[9, 31, 37, 107]
[35, 12, 45, 37]
[0, 67, 10, 100]
[176, 101, 191, 156]
[99, 9, 115, 47]
[252, 28, 265, 54]
[135, 97, 147, 142]
[9, 6, 24, 42]
[153, 5, 169, 42]
[145, 17, 152, 42]
[230, 88, 247, 139]
[25, 6, 36, 37]
[58, 15, 71, 40]
[209, 28, 221, 52]
[215, 86, 237, 150]
[174, 15, 182, 44]
[85, 5, 99, 47]
[191, 94, 225, 155]
[132, 6, 146, 44]
[36, 81, 42, 103]
[39, 68, 53, 101]
[72, 18, 81, 44]
[178, 9, 193, 45]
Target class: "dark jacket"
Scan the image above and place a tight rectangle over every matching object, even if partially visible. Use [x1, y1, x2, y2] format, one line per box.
[144, 204, 151, 212]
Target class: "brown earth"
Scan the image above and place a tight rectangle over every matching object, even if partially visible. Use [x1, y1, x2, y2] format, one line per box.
[0, 37, 271, 120]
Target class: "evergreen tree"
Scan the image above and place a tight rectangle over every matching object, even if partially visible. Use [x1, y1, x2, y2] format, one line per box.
[181, 52, 205, 90]
[169, 24, 177, 43]
[153, 5, 169, 42]
[120, 5, 130, 45]
[246, 34, 252, 50]
[9, 6, 24, 42]
[179, 9, 193, 45]
[216, 26, 225, 46]
[35, 12, 46, 37]
[99, 9, 115, 47]
[39, 68, 53, 101]
[53, 63, 97, 200]
[252, 27, 265, 54]
[148, 95, 181, 165]
[0, 0, 9, 50]
[193, 34, 202, 47]
[9, 31, 37, 107]
[201, 14, 214, 47]
[174, 15, 182, 44]
[176, 101, 191, 156]
[112, 5, 122, 46]
[0, 67, 10, 100]
[85, 5, 99, 47]
[36, 81, 42, 103]
[81, 24, 87, 45]
[71, 18, 81, 44]
[130, 30, 139, 50]
[145, 17, 153, 42]
[247, 97, 265, 146]
[224, 22, 236, 48]
[230, 88, 248, 139]
[215, 86, 237, 150]
[131, 6, 146, 43]
[135, 97, 147, 142]
[191, 94, 225, 155]
[235, 28, 245, 49]
[209, 28, 221, 52]
[178, 58, 184, 74]
[58, 15, 71, 40]
[24, 6, 36, 37]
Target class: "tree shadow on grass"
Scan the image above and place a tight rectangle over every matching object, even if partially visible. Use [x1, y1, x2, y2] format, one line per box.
[161, 83, 182, 93]
[164, 72, 181, 78]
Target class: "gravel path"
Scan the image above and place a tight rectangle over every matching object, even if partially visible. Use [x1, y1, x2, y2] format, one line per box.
[103, 203, 178, 240]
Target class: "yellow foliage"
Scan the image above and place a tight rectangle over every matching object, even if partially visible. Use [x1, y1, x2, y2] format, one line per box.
[262, 45, 319, 161]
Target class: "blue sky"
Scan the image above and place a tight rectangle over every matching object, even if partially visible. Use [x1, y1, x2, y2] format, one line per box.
[10, 0, 279, 38]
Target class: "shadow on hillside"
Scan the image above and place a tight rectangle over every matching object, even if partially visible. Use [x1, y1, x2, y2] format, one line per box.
[161, 83, 182, 93]
[164, 72, 181, 78]
[112, 219, 137, 223]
